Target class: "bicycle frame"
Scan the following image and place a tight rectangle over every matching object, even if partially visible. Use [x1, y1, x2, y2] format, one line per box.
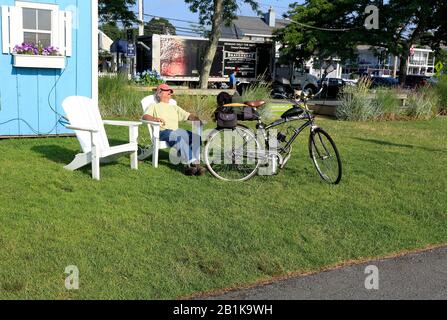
[256, 101, 317, 157]
[223, 93, 321, 166]
[204, 86, 342, 183]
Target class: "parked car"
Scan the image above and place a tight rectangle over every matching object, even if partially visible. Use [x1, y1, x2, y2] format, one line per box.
[319, 78, 349, 99]
[404, 75, 437, 89]
[270, 79, 296, 99]
[370, 76, 399, 88]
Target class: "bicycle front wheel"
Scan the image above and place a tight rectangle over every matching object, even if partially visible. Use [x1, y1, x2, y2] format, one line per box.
[309, 128, 342, 184]
[204, 126, 260, 181]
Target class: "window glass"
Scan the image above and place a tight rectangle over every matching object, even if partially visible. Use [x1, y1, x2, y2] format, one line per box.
[37, 33, 51, 47]
[23, 33, 51, 47]
[38, 10, 51, 31]
[23, 8, 37, 29]
[22, 7, 53, 47]
[24, 32, 37, 44]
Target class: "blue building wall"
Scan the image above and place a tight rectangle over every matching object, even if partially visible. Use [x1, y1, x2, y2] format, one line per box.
[0, 0, 92, 136]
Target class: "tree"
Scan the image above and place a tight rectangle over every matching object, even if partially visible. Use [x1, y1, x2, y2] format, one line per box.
[276, 0, 369, 66]
[184, 0, 259, 88]
[98, 0, 137, 27]
[145, 18, 176, 37]
[374, 0, 447, 83]
[276, 0, 447, 83]
[100, 22, 126, 41]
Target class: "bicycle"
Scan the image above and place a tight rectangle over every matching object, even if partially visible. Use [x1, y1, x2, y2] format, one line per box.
[203, 89, 342, 184]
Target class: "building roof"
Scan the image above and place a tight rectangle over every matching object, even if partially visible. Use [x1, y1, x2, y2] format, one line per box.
[98, 30, 113, 52]
[221, 15, 290, 39]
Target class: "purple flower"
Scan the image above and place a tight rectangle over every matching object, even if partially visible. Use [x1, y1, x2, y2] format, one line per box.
[13, 42, 60, 56]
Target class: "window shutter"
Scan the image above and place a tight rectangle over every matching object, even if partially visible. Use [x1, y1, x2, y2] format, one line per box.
[2, 5, 23, 54]
[52, 9, 59, 51]
[65, 11, 72, 56]
[58, 10, 72, 56]
[1, 6, 9, 54]
[9, 6, 23, 51]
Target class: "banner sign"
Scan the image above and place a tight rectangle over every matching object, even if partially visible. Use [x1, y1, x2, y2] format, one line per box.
[223, 42, 257, 78]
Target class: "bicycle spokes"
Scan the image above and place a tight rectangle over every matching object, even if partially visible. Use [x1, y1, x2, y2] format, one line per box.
[310, 129, 342, 184]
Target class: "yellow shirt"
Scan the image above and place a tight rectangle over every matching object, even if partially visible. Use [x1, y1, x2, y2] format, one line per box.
[144, 102, 191, 131]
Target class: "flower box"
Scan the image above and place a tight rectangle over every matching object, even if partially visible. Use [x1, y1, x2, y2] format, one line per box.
[13, 54, 65, 69]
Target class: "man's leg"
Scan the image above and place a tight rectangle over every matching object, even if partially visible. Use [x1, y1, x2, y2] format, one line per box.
[171, 129, 205, 175]
[169, 130, 197, 165]
[159, 130, 176, 147]
[159, 129, 195, 175]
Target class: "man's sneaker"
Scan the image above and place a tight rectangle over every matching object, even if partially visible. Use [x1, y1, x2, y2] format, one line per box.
[184, 165, 198, 176]
[193, 164, 207, 176]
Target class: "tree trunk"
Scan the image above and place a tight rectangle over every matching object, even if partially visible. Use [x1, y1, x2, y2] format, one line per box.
[199, 0, 223, 89]
[398, 50, 409, 85]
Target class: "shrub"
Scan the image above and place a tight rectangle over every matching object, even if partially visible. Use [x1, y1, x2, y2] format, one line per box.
[240, 80, 274, 120]
[99, 75, 147, 118]
[435, 75, 447, 114]
[405, 86, 439, 119]
[175, 95, 216, 122]
[133, 69, 164, 86]
[374, 88, 402, 120]
[337, 77, 380, 121]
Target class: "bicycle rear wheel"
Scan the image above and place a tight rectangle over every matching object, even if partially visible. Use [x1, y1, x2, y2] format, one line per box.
[204, 126, 260, 181]
[309, 128, 342, 184]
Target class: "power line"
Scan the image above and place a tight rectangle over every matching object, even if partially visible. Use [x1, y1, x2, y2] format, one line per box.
[285, 18, 362, 32]
[143, 13, 202, 27]
[257, 2, 291, 10]
[141, 11, 361, 35]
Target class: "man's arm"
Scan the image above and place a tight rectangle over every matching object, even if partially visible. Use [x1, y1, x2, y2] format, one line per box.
[188, 114, 203, 125]
[187, 114, 200, 122]
[142, 114, 165, 126]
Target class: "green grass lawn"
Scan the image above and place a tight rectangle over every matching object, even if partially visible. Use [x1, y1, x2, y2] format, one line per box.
[1, 117, 446, 299]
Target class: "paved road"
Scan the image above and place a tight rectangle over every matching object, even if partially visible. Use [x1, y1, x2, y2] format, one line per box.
[202, 246, 447, 300]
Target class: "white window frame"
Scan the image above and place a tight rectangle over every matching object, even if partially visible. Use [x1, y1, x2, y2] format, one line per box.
[3, 1, 72, 57]
[15, 1, 59, 48]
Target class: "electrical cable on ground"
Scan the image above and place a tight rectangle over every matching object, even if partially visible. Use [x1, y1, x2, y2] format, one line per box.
[0, 58, 70, 135]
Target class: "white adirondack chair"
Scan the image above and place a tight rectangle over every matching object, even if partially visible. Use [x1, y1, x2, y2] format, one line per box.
[138, 95, 177, 167]
[62, 96, 141, 180]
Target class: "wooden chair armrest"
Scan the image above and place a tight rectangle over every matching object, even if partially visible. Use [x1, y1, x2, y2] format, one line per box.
[141, 119, 162, 127]
[66, 125, 99, 132]
[103, 120, 142, 127]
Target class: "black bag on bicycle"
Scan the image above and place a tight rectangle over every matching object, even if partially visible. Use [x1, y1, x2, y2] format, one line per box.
[215, 92, 238, 129]
[216, 107, 237, 129]
[236, 107, 258, 121]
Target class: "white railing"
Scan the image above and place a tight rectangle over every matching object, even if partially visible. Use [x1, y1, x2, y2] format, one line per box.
[408, 58, 426, 66]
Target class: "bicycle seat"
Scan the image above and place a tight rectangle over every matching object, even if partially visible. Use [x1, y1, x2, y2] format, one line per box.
[223, 103, 247, 108]
[244, 100, 266, 108]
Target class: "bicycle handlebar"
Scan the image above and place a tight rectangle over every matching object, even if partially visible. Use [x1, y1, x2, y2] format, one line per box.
[275, 85, 324, 106]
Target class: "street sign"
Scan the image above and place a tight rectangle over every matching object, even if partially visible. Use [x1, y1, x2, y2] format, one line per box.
[435, 61, 444, 77]
[126, 43, 136, 58]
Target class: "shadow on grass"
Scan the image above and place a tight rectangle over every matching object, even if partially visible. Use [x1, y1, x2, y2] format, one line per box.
[353, 137, 446, 153]
[31, 145, 77, 164]
[31, 145, 130, 178]
[108, 138, 130, 146]
[138, 148, 189, 174]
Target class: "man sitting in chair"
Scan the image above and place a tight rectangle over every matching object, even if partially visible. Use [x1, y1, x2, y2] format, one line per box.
[142, 84, 206, 176]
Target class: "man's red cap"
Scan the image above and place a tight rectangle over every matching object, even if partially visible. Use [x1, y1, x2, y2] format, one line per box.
[157, 83, 173, 93]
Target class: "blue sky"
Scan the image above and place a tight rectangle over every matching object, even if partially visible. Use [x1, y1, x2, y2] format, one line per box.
[137, 1, 301, 36]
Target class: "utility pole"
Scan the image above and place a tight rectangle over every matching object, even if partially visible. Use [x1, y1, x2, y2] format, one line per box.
[135, 0, 144, 77]
[138, 0, 144, 36]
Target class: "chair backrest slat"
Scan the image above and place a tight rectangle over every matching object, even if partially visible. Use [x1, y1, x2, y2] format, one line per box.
[62, 96, 109, 153]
